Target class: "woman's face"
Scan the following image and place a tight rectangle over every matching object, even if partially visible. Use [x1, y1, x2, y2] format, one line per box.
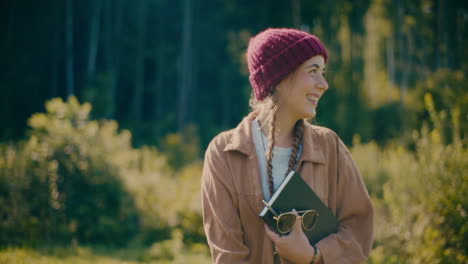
[275, 55, 328, 120]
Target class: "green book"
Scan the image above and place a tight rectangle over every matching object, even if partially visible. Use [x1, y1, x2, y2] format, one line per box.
[259, 170, 338, 244]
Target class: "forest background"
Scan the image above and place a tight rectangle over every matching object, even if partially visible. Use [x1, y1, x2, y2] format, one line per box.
[0, 0, 467, 263]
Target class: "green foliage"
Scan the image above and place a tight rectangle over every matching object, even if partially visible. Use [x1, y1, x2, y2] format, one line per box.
[409, 69, 467, 144]
[370, 102, 404, 145]
[354, 103, 468, 263]
[0, 244, 211, 264]
[82, 73, 116, 119]
[0, 97, 140, 245]
[122, 147, 205, 246]
[0, 96, 208, 257]
[160, 125, 200, 170]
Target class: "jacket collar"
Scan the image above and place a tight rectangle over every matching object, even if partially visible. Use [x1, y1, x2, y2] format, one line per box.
[223, 112, 257, 156]
[224, 112, 326, 164]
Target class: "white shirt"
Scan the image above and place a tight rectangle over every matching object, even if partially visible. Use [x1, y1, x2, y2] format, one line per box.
[252, 118, 302, 201]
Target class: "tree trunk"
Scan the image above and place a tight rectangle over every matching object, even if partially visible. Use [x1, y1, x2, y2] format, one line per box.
[443, 0, 450, 69]
[436, 0, 443, 69]
[86, 0, 102, 83]
[262, 0, 271, 28]
[103, 0, 124, 119]
[386, 35, 395, 102]
[50, 6, 59, 98]
[65, 0, 75, 96]
[111, 0, 124, 119]
[400, 33, 413, 104]
[51, 50, 58, 98]
[154, 1, 164, 125]
[292, 0, 301, 28]
[396, 0, 404, 103]
[6, 1, 14, 76]
[178, 0, 193, 131]
[454, 8, 463, 69]
[132, 0, 147, 123]
[191, 0, 199, 127]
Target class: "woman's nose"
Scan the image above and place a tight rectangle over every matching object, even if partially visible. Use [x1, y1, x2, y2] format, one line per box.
[318, 75, 328, 91]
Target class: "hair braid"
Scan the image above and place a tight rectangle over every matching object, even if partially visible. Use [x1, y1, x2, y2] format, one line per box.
[266, 106, 277, 197]
[287, 120, 304, 174]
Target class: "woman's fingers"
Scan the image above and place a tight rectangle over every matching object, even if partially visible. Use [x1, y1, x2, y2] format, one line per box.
[291, 209, 302, 234]
[265, 210, 314, 263]
[264, 224, 280, 243]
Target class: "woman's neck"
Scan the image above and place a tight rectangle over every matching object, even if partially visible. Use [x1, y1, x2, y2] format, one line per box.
[257, 110, 297, 148]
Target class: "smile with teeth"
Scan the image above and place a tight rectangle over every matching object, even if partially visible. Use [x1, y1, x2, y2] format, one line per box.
[307, 94, 319, 105]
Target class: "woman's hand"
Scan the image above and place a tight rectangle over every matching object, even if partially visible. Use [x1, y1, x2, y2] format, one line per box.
[264, 209, 323, 264]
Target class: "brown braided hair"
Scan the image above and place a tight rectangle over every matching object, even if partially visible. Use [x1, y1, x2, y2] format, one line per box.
[265, 118, 304, 197]
[266, 103, 277, 196]
[287, 120, 304, 172]
[263, 115, 305, 198]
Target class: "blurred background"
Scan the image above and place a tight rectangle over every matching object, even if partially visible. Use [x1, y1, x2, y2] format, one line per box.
[0, 0, 467, 263]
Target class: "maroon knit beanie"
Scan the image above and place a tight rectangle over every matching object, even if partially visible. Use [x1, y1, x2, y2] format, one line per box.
[247, 28, 328, 101]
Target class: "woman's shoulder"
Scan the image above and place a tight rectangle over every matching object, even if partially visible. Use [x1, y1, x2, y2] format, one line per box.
[305, 122, 350, 155]
[205, 128, 237, 154]
[205, 114, 254, 155]
[305, 122, 340, 141]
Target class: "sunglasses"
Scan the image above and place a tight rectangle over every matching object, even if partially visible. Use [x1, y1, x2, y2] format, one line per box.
[262, 200, 319, 234]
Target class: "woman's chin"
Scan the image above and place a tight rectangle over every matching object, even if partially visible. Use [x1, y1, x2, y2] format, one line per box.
[303, 109, 316, 119]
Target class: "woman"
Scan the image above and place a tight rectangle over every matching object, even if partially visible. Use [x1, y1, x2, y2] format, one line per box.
[201, 28, 373, 264]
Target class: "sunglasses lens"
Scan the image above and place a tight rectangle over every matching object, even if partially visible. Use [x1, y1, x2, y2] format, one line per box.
[277, 214, 295, 233]
[302, 211, 318, 230]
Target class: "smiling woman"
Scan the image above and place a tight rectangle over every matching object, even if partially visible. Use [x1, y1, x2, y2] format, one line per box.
[201, 28, 373, 264]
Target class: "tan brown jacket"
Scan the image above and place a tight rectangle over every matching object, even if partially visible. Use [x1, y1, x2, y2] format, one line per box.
[201, 112, 374, 263]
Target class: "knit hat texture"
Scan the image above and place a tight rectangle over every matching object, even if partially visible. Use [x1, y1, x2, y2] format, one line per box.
[247, 28, 328, 101]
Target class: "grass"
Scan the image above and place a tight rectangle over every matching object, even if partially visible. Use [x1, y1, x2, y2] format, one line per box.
[0, 243, 211, 264]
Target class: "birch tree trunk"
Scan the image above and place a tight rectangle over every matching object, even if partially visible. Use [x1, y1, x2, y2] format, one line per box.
[132, 0, 147, 123]
[178, 0, 193, 131]
[103, 0, 124, 119]
[400, 33, 413, 104]
[65, 0, 75, 96]
[386, 35, 395, 102]
[436, 0, 443, 69]
[6, 1, 14, 80]
[396, 0, 404, 103]
[51, 29, 59, 98]
[154, 1, 164, 125]
[292, 0, 301, 29]
[86, 0, 102, 83]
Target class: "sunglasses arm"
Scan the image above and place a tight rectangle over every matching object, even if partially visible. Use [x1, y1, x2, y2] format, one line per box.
[262, 200, 280, 217]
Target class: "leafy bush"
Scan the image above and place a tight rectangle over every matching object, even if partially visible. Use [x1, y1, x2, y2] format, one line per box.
[0, 97, 141, 245]
[123, 150, 205, 246]
[0, 96, 207, 257]
[354, 95, 468, 263]
[408, 69, 467, 144]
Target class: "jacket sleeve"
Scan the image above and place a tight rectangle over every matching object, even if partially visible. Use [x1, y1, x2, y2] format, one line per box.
[201, 139, 250, 263]
[316, 137, 374, 264]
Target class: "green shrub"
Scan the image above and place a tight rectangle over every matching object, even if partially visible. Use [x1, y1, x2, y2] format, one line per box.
[124, 152, 205, 246]
[354, 96, 468, 263]
[408, 69, 467, 144]
[0, 97, 140, 245]
[0, 96, 208, 254]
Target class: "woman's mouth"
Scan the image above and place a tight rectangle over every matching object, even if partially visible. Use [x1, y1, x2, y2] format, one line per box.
[307, 94, 320, 105]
